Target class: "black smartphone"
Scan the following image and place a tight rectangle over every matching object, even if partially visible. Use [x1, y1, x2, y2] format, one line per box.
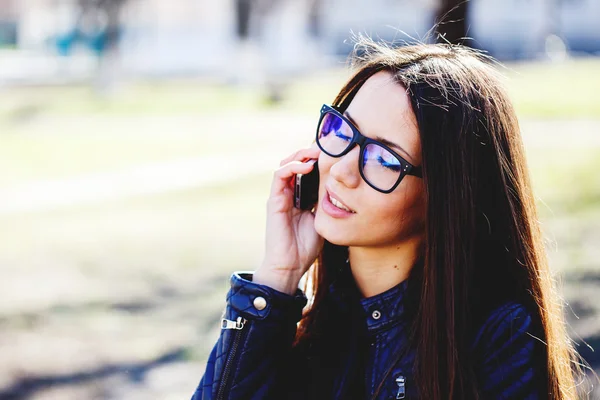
[294, 160, 319, 210]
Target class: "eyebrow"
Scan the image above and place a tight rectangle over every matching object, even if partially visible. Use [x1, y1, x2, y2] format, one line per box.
[343, 111, 413, 161]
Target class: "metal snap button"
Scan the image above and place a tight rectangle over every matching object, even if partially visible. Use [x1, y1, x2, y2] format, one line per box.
[253, 296, 267, 311]
[372, 310, 381, 320]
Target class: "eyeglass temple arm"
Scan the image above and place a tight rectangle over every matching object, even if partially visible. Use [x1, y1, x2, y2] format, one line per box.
[408, 166, 423, 178]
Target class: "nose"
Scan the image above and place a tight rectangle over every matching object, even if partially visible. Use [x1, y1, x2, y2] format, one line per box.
[328, 145, 361, 189]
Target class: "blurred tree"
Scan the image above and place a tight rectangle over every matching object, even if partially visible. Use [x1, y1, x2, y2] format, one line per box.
[435, 0, 470, 46]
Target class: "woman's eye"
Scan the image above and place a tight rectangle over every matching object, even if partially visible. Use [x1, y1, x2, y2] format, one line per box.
[378, 156, 402, 171]
[335, 131, 352, 141]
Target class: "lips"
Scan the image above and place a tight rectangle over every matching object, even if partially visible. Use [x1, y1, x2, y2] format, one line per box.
[326, 186, 355, 213]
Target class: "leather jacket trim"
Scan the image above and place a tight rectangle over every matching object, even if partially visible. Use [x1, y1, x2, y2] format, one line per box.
[229, 272, 307, 322]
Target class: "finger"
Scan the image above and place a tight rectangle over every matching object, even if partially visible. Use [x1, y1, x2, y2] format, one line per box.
[279, 146, 321, 166]
[270, 160, 316, 198]
[279, 149, 314, 166]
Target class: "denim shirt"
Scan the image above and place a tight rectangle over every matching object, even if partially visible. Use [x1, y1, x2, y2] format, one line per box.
[191, 271, 546, 399]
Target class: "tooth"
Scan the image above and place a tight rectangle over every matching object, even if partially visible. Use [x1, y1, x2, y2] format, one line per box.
[330, 195, 351, 212]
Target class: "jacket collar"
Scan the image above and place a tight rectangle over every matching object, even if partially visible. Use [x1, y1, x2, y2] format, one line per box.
[359, 277, 410, 333]
[328, 259, 411, 334]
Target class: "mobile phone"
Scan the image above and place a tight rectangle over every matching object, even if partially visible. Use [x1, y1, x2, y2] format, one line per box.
[294, 160, 319, 210]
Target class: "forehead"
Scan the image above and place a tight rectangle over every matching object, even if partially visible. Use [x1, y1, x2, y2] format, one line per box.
[345, 71, 420, 161]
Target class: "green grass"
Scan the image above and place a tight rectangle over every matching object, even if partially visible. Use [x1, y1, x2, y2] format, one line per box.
[1, 59, 598, 119]
[0, 127, 245, 188]
[503, 59, 600, 118]
[0, 110, 307, 188]
[0, 83, 263, 117]
[0, 172, 272, 271]
[528, 146, 600, 215]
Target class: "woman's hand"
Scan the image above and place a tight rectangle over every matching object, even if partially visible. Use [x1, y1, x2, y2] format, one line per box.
[254, 146, 324, 295]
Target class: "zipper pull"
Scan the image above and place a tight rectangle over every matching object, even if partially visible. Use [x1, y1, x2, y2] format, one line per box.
[395, 375, 406, 399]
[221, 316, 246, 330]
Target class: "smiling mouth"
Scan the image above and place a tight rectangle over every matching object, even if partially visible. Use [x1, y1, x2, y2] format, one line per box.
[327, 191, 355, 213]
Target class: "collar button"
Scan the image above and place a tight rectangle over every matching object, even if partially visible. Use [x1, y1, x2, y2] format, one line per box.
[372, 310, 381, 320]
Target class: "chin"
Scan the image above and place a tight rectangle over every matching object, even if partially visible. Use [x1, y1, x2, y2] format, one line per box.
[314, 210, 355, 246]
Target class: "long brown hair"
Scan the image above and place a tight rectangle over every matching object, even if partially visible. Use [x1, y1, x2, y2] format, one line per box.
[294, 38, 583, 399]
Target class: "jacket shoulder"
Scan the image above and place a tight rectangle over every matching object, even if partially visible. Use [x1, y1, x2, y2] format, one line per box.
[472, 301, 539, 349]
[470, 301, 547, 398]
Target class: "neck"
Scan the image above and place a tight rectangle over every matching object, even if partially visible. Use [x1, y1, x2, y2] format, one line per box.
[348, 235, 423, 298]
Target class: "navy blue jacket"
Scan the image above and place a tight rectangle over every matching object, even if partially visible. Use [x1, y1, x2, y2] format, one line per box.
[191, 270, 546, 399]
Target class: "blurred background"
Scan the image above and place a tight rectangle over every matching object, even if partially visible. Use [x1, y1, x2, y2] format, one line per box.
[0, 0, 599, 399]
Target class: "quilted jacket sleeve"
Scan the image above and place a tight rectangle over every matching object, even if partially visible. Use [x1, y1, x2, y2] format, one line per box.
[471, 302, 547, 399]
[190, 272, 307, 400]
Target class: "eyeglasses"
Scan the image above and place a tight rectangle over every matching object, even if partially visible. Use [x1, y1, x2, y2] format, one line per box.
[315, 104, 422, 193]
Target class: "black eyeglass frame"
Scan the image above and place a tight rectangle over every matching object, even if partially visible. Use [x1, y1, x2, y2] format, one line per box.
[315, 104, 423, 194]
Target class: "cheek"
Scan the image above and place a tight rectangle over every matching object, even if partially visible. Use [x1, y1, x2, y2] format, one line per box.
[365, 184, 426, 230]
[368, 199, 406, 227]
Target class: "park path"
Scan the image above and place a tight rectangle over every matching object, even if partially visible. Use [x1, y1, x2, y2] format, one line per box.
[0, 151, 281, 215]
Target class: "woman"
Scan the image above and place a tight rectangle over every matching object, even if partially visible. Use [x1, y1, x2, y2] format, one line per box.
[191, 39, 583, 399]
